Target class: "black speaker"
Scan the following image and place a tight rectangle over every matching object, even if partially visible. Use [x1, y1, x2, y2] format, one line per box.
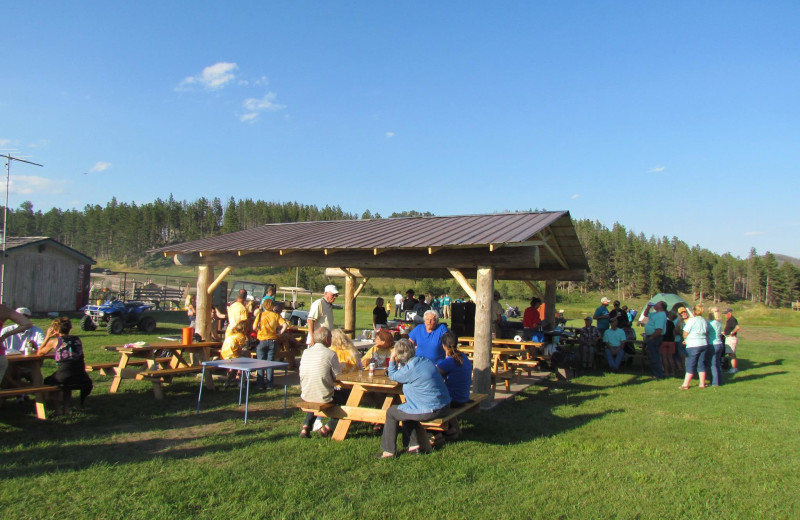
[450, 301, 475, 337]
[212, 282, 228, 309]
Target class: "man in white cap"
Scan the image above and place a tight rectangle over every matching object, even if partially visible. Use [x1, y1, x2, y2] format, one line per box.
[593, 297, 611, 337]
[306, 285, 338, 345]
[1, 307, 44, 352]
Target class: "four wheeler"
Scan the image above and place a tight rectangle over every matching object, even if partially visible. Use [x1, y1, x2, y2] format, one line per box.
[80, 300, 157, 334]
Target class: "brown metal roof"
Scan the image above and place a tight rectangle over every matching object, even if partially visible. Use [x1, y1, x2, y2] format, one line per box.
[152, 211, 588, 271]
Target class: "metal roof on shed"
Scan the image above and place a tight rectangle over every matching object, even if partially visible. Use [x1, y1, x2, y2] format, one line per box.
[153, 211, 588, 270]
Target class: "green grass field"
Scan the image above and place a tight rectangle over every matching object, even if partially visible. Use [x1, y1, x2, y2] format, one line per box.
[1, 301, 798, 519]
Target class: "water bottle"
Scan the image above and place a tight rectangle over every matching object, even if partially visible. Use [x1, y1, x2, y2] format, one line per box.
[368, 362, 375, 377]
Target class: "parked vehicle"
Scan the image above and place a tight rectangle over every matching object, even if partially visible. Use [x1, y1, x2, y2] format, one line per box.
[80, 300, 157, 334]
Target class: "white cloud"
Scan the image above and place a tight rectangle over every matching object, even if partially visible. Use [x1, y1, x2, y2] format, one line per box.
[243, 92, 284, 111]
[240, 93, 285, 123]
[648, 166, 666, 173]
[0, 138, 17, 147]
[89, 161, 111, 173]
[9, 175, 68, 195]
[176, 62, 238, 91]
[385, 132, 395, 139]
[570, 194, 580, 199]
[744, 231, 764, 236]
[28, 139, 50, 149]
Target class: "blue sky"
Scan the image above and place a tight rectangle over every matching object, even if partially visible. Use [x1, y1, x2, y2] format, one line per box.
[2, 1, 798, 258]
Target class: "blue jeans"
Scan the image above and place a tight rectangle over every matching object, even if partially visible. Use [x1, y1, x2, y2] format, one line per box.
[605, 347, 624, 370]
[256, 339, 277, 386]
[645, 335, 665, 378]
[685, 345, 708, 376]
[709, 343, 724, 386]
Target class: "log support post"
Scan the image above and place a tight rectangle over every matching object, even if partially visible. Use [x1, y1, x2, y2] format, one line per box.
[196, 265, 213, 343]
[344, 271, 357, 339]
[472, 266, 495, 406]
[545, 279, 557, 327]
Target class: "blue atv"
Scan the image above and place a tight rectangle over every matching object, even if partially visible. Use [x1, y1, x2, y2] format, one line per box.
[80, 300, 157, 334]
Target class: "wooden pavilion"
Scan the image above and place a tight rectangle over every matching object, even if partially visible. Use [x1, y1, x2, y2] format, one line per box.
[152, 211, 588, 396]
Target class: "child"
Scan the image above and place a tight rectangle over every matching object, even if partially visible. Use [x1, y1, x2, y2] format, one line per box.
[221, 321, 248, 386]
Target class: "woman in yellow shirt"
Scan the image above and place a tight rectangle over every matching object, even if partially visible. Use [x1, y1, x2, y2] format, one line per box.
[331, 328, 362, 373]
[254, 299, 288, 390]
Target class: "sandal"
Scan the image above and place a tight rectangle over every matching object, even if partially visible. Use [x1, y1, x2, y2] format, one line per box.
[679, 385, 690, 390]
[319, 425, 332, 437]
[299, 426, 310, 438]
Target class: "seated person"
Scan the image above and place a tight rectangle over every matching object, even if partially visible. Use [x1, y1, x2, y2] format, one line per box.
[362, 329, 395, 368]
[330, 329, 362, 373]
[0, 307, 44, 352]
[435, 332, 472, 442]
[299, 327, 343, 438]
[372, 297, 388, 329]
[0, 305, 33, 385]
[38, 317, 93, 415]
[408, 310, 448, 362]
[603, 318, 627, 371]
[579, 316, 601, 369]
[377, 339, 450, 458]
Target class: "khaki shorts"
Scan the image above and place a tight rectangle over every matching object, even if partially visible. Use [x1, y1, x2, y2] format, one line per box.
[725, 335, 738, 355]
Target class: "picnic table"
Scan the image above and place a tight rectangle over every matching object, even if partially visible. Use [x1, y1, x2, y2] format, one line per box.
[458, 345, 532, 392]
[196, 358, 289, 423]
[0, 352, 58, 419]
[103, 341, 221, 399]
[300, 368, 487, 441]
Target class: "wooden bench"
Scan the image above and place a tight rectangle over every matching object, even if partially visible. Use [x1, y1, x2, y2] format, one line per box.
[135, 366, 203, 399]
[298, 393, 489, 434]
[86, 360, 147, 375]
[507, 358, 543, 376]
[0, 385, 62, 420]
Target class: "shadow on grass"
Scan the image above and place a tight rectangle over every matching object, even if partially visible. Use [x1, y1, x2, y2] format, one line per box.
[725, 370, 788, 385]
[0, 380, 302, 480]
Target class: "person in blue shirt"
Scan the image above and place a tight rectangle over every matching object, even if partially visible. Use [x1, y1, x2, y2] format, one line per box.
[643, 300, 667, 379]
[434, 332, 472, 443]
[408, 310, 449, 362]
[593, 297, 611, 336]
[377, 339, 450, 458]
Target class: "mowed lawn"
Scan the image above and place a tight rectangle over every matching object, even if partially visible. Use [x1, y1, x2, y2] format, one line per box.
[1, 310, 798, 519]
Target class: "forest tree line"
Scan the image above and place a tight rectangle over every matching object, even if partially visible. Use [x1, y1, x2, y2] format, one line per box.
[4, 197, 799, 307]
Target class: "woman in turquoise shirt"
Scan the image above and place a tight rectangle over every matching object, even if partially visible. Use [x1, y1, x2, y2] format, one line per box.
[679, 305, 709, 389]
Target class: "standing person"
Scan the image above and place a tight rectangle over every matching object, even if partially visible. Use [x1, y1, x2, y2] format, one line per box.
[0, 305, 33, 383]
[373, 297, 388, 329]
[408, 310, 449, 362]
[185, 294, 196, 329]
[377, 339, 450, 458]
[491, 290, 504, 338]
[609, 301, 629, 328]
[579, 316, 600, 369]
[671, 310, 686, 375]
[226, 289, 250, 336]
[722, 308, 741, 374]
[660, 313, 677, 377]
[643, 301, 667, 379]
[442, 293, 451, 319]
[306, 285, 338, 346]
[707, 308, 724, 386]
[253, 299, 289, 390]
[603, 318, 626, 371]
[0, 307, 44, 351]
[594, 297, 612, 337]
[38, 317, 93, 414]
[680, 305, 709, 389]
[393, 291, 404, 318]
[298, 327, 343, 438]
[402, 290, 418, 318]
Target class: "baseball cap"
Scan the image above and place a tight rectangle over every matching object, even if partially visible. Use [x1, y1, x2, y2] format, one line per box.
[15, 307, 32, 317]
[584, 316, 592, 321]
[601, 297, 611, 304]
[324, 284, 339, 294]
[724, 307, 733, 313]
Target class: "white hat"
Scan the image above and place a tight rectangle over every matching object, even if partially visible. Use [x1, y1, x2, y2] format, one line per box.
[15, 307, 32, 316]
[324, 284, 339, 294]
[601, 297, 611, 304]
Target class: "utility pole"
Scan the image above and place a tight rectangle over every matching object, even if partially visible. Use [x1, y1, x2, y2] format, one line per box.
[1, 152, 44, 304]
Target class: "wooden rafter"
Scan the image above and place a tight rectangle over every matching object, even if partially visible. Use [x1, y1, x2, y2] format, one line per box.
[537, 231, 568, 269]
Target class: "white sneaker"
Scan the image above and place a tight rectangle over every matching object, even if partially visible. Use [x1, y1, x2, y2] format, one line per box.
[312, 417, 323, 432]
[727, 368, 738, 374]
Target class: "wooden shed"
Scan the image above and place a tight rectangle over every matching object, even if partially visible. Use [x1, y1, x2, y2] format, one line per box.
[1, 237, 96, 313]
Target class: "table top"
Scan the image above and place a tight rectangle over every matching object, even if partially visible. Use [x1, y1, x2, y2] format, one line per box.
[337, 368, 397, 388]
[5, 352, 55, 362]
[104, 341, 221, 352]
[202, 358, 288, 371]
[459, 345, 529, 356]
